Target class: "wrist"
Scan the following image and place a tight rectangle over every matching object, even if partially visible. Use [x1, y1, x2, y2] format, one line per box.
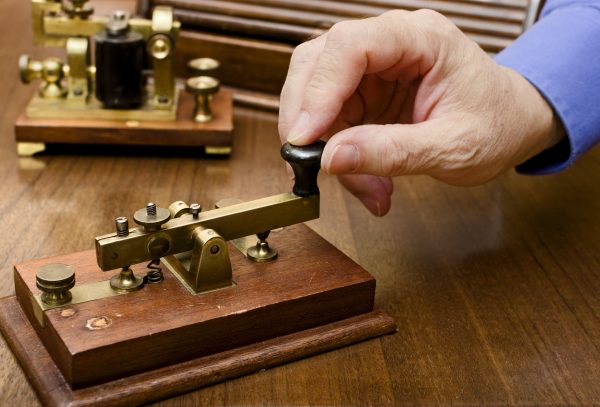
[502, 67, 565, 162]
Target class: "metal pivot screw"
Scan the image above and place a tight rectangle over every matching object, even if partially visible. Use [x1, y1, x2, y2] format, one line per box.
[190, 203, 201, 218]
[115, 217, 129, 236]
[133, 202, 171, 232]
[36, 264, 76, 306]
[186, 76, 220, 123]
[188, 58, 220, 78]
[110, 266, 144, 292]
[146, 202, 157, 215]
[247, 230, 278, 262]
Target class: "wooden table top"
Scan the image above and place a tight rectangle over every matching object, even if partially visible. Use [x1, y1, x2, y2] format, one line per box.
[2, 0, 600, 405]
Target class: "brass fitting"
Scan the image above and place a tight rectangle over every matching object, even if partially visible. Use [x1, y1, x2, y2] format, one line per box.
[19, 55, 68, 98]
[186, 76, 220, 123]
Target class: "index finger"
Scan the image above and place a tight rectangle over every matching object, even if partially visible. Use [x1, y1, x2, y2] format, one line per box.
[286, 9, 445, 146]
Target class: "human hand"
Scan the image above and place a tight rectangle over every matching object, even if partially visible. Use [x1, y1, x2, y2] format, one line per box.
[278, 10, 563, 216]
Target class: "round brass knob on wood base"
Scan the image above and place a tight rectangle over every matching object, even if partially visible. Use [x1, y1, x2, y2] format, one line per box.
[188, 58, 220, 77]
[186, 76, 220, 123]
[36, 263, 76, 306]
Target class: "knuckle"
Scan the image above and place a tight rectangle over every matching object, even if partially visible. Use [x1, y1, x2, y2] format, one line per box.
[326, 20, 359, 48]
[379, 130, 410, 175]
[412, 9, 459, 36]
[381, 9, 409, 20]
[291, 41, 312, 62]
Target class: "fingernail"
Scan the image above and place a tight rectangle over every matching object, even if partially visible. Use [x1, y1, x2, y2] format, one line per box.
[360, 196, 382, 217]
[287, 110, 311, 144]
[326, 144, 358, 173]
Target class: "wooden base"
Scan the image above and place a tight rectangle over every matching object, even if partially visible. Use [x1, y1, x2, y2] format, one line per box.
[0, 298, 394, 407]
[14, 88, 234, 151]
[3, 224, 395, 404]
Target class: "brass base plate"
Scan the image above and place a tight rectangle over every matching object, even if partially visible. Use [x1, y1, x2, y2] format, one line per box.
[25, 88, 179, 122]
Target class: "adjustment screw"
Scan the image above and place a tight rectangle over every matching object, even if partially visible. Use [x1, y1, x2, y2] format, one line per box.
[146, 202, 157, 216]
[190, 203, 201, 218]
[115, 217, 129, 237]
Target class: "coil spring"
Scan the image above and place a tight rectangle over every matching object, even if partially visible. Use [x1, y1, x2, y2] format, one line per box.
[145, 258, 164, 283]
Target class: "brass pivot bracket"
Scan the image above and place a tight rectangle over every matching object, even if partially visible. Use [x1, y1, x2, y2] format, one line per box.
[186, 227, 232, 292]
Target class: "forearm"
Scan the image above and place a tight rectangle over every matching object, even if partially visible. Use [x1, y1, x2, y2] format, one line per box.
[496, 0, 600, 174]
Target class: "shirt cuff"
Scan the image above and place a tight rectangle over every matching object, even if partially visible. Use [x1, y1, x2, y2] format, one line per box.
[495, 5, 600, 175]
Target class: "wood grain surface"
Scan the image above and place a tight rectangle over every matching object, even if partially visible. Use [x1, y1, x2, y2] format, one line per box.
[13, 225, 376, 387]
[2, 0, 600, 405]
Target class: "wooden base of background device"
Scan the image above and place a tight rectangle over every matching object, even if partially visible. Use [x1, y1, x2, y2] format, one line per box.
[0, 224, 396, 406]
[14, 89, 234, 155]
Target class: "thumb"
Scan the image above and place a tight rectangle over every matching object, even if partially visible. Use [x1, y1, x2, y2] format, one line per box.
[321, 121, 447, 177]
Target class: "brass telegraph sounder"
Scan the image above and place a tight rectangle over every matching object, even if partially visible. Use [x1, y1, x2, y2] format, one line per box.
[15, 0, 234, 156]
[0, 142, 396, 406]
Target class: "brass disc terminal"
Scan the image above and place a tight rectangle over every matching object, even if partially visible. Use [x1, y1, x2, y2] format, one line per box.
[110, 266, 144, 292]
[186, 76, 220, 123]
[36, 263, 76, 306]
[247, 230, 278, 262]
[188, 58, 220, 77]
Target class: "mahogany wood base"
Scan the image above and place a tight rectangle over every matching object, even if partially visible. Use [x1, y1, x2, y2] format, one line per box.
[14, 88, 234, 154]
[0, 298, 395, 407]
[3, 224, 396, 405]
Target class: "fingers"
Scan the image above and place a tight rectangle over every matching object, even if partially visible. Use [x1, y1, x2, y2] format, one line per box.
[285, 9, 450, 146]
[279, 35, 326, 145]
[321, 121, 447, 177]
[338, 174, 393, 217]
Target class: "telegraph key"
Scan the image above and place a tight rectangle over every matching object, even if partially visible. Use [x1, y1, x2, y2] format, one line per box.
[0, 142, 396, 406]
[15, 0, 234, 156]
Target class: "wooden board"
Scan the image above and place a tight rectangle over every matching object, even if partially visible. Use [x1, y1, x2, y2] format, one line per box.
[0, 296, 396, 407]
[12, 224, 391, 389]
[14, 88, 234, 148]
[175, 30, 293, 96]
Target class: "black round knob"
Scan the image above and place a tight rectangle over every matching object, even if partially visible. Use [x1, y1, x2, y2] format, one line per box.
[280, 140, 326, 197]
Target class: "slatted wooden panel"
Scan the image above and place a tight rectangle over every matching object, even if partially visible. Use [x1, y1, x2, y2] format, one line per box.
[147, 0, 540, 53]
[138, 0, 542, 103]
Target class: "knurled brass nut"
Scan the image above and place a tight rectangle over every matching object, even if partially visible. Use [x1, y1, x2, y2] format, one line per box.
[36, 263, 76, 293]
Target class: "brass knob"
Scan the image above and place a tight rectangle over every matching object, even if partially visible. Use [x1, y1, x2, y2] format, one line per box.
[188, 58, 220, 77]
[19, 55, 68, 98]
[19, 55, 42, 84]
[36, 263, 76, 306]
[186, 76, 220, 123]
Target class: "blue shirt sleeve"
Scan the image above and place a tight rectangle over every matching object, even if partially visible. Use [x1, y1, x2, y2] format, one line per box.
[495, 0, 600, 174]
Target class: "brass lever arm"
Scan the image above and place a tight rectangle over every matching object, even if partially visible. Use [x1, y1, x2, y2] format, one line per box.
[95, 193, 319, 271]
